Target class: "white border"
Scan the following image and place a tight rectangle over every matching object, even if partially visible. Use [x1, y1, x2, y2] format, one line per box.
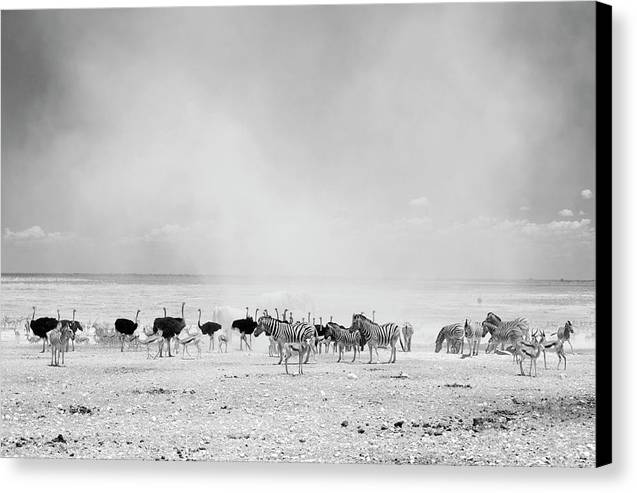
[0, 0, 633, 491]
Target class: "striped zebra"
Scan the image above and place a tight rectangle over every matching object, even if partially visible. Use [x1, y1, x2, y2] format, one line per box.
[351, 313, 400, 364]
[324, 324, 361, 363]
[463, 319, 483, 356]
[434, 323, 464, 354]
[552, 320, 575, 354]
[482, 312, 530, 341]
[254, 315, 315, 365]
[483, 316, 528, 358]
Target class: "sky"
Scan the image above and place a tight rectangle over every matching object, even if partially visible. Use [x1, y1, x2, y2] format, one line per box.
[1, 3, 596, 279]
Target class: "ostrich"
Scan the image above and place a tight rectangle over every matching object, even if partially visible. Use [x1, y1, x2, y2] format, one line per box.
[115, 309, 140, 352]
[282, 309, 288, 321]
[314, 316, 330, 354]
[29, 306, 59, 353]
[197, 309, 222, 351]
[231, 307, 257, 351]
[152, 303, 186, 357]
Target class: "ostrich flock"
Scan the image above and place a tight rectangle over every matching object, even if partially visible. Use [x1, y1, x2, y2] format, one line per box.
[22, 304, 575, 376]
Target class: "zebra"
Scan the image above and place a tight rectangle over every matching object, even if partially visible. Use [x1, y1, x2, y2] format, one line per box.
[482, 312, 530, 342]
[282, 341, 311, 375]
[434, 323, 464, 354]
[48, 323, 73, 367]
[463, 319, 483, 356]
[254, 315, 315, 365]
[401, 323, 414, 352]
[351, 313, 400, 364]
[324, 324, 361, 363]
[484, 321, 527, 359]
[552, 320, 575, 354]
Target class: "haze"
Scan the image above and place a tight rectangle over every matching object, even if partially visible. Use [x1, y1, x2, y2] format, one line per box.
[1, 3, 596, 279]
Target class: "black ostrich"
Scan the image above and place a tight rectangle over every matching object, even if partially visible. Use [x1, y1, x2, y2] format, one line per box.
[115, 309, 140, 352]
[231, 307, 257, 351]
[29, 306, 59, 353]
[197, 308, 222, 351]
[152, 302, 186, 357]
[314, 316, 329, 353]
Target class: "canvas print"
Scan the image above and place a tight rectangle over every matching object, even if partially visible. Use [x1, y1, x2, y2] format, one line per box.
[1, 2, 609, 466]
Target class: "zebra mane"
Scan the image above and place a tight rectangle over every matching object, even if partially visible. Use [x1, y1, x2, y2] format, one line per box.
[435, 326, 447, 345]
[485, 312, 502, 324]
[352, 313, 380, 326]
[327, 321, 347, 331]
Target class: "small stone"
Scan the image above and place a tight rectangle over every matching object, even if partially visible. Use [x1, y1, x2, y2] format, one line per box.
[341, 420, 349, 427]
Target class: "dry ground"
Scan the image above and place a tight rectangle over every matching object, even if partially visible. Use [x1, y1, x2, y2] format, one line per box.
[0, 338, 595, 466]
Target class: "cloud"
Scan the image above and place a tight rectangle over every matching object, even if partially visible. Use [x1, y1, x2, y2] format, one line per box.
[409, 196, 429, 207]
[547, 218, 591, 231]
[436, 216, 594, 240]
[519, 205, 531, 212]
[579, 210, 586, 216]
[3, 226, 74, 243]
[581, 189, 593, 199]
[558, 209, 574, 217]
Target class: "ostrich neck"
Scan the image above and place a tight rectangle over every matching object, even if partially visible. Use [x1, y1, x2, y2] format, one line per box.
[198, 311, 202, 328]
[32, 307, 36, 322]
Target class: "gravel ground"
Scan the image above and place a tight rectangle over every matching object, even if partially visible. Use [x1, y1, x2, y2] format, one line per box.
[0, 339, 595, 466]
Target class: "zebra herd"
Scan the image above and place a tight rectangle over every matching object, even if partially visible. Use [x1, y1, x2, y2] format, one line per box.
[252, 311, 405, 374]
[22, 304, 575, 377]
[435, 312, 575, 377]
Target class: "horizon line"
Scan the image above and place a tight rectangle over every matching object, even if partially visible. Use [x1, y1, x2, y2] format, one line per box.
[0, 272, 596, 282]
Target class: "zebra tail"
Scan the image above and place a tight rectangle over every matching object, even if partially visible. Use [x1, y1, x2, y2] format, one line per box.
[399, 332, 405, 351]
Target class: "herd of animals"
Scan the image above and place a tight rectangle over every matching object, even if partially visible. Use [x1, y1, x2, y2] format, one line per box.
[20, 304, 576, 376]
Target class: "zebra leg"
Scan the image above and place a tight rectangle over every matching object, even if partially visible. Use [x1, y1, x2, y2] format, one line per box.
[567, 340, 574, 355]
[352, 345, 357, 363]
[303, 342, 312, 364]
